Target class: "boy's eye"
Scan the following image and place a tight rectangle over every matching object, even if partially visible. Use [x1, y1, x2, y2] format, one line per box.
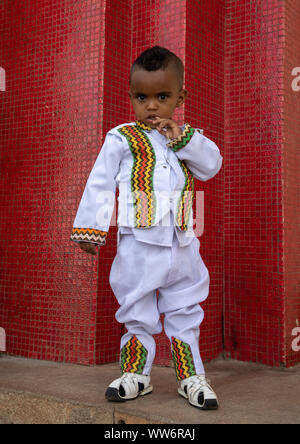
[136, 94, 146, 101]
[158, 94, 168, 101]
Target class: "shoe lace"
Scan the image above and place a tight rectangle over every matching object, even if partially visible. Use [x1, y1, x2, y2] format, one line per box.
[121, 372, 137, 381]
[121, 372, 138, 386]
[187, 375, 213, 395]
[119, 373, 139, 396]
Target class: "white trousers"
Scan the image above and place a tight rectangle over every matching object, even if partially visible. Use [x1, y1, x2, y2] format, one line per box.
[109, 232, 210, 379]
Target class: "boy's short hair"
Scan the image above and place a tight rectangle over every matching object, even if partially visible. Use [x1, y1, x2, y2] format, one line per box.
[130, 46, 184, 88]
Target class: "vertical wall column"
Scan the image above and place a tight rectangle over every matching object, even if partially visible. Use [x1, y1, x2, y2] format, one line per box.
[224, 0, 285, 366]
[0, 0, 107, 364]
[282, 0, 300, 367]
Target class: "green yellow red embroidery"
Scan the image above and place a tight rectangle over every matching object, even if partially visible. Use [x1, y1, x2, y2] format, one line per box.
[171, 337, 196, 381]
[167, 123, 195, 152]
[118, 122, 194, 231]
[118, 124, 157, 228]
[176, 160, 194, 231]
[135, 120, 152, 131]
[120, 335, 148, 374]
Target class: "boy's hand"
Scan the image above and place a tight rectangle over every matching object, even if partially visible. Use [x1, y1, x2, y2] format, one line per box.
[151, 117, 182, 140]
[78, 241, 97, 255]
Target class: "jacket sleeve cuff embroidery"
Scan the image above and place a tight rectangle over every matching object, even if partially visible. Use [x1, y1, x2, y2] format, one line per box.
[70, 228, 108, 245]
[167, 123, 195, 152]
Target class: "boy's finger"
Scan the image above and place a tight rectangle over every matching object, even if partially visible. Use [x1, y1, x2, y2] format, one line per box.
[152, 117, 167, 126]
[79, 242, 97, 255]
[87, 244, 97, 255]
[152, 116, 162, 122]
[158, 121, 170, 131]
[157, 118, 168, 125]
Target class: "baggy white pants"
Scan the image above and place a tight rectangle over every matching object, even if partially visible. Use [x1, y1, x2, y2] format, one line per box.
[109, 232, 210, 380]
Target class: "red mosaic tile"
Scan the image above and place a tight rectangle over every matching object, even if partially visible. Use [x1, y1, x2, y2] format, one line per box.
[0, 0, 299, 369]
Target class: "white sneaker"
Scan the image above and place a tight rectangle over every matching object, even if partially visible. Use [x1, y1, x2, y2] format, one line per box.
[178, 375, 219, 410]
[105, 373, 153, 402]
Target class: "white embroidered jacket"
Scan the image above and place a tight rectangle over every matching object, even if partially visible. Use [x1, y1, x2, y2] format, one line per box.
[70, 121, 223, 247]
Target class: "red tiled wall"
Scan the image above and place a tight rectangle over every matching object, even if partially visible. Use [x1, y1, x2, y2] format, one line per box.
[1, 0, 300, 368]
[224, 0, 300, 368]
[283, 0, 300, 367]
[0, 0, 107, 364]
[224, 0, 285, 366]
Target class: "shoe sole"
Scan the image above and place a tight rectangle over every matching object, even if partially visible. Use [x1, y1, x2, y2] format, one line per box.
[105, 385, 153, 402]
[178, 388, 219, 410]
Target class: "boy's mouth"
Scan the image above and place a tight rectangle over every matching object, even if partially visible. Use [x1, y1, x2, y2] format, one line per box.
[146, 115, 159, 124]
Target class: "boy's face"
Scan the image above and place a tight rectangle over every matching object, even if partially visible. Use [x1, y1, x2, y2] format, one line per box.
[129, 68, 187, 128]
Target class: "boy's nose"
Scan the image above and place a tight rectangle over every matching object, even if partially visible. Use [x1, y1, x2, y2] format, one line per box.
[146, 100, 158, 110]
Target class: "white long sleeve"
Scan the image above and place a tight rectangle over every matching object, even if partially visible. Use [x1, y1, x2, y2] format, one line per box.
[167, 124, 223, 181]
[70, 132, 124, 245]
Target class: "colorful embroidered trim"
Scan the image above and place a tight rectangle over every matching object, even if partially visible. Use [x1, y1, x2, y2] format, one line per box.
[120, 335, 148, 374]
[135, 120, 152, 131]
[70, 228, 107, 245]
[118, 124, 156, 228]
[171, 337, 196, 381]
[176, 160, 194, 231]
[167, 123, 195, 152]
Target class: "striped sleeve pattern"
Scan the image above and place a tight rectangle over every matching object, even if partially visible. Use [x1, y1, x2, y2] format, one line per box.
[70, 228, 107, 245]
[167, 123, 195, 152]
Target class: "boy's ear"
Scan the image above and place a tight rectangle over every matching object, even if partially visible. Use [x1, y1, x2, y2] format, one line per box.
[176, 88, 187, 107]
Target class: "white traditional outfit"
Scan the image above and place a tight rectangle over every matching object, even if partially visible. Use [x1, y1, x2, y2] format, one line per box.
[70, 120, 222, 380]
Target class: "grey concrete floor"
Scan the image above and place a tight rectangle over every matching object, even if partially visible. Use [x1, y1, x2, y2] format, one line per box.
[0, 355, 300, 424]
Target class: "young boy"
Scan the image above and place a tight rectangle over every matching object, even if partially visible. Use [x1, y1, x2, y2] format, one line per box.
[70, 46, 223, 410]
